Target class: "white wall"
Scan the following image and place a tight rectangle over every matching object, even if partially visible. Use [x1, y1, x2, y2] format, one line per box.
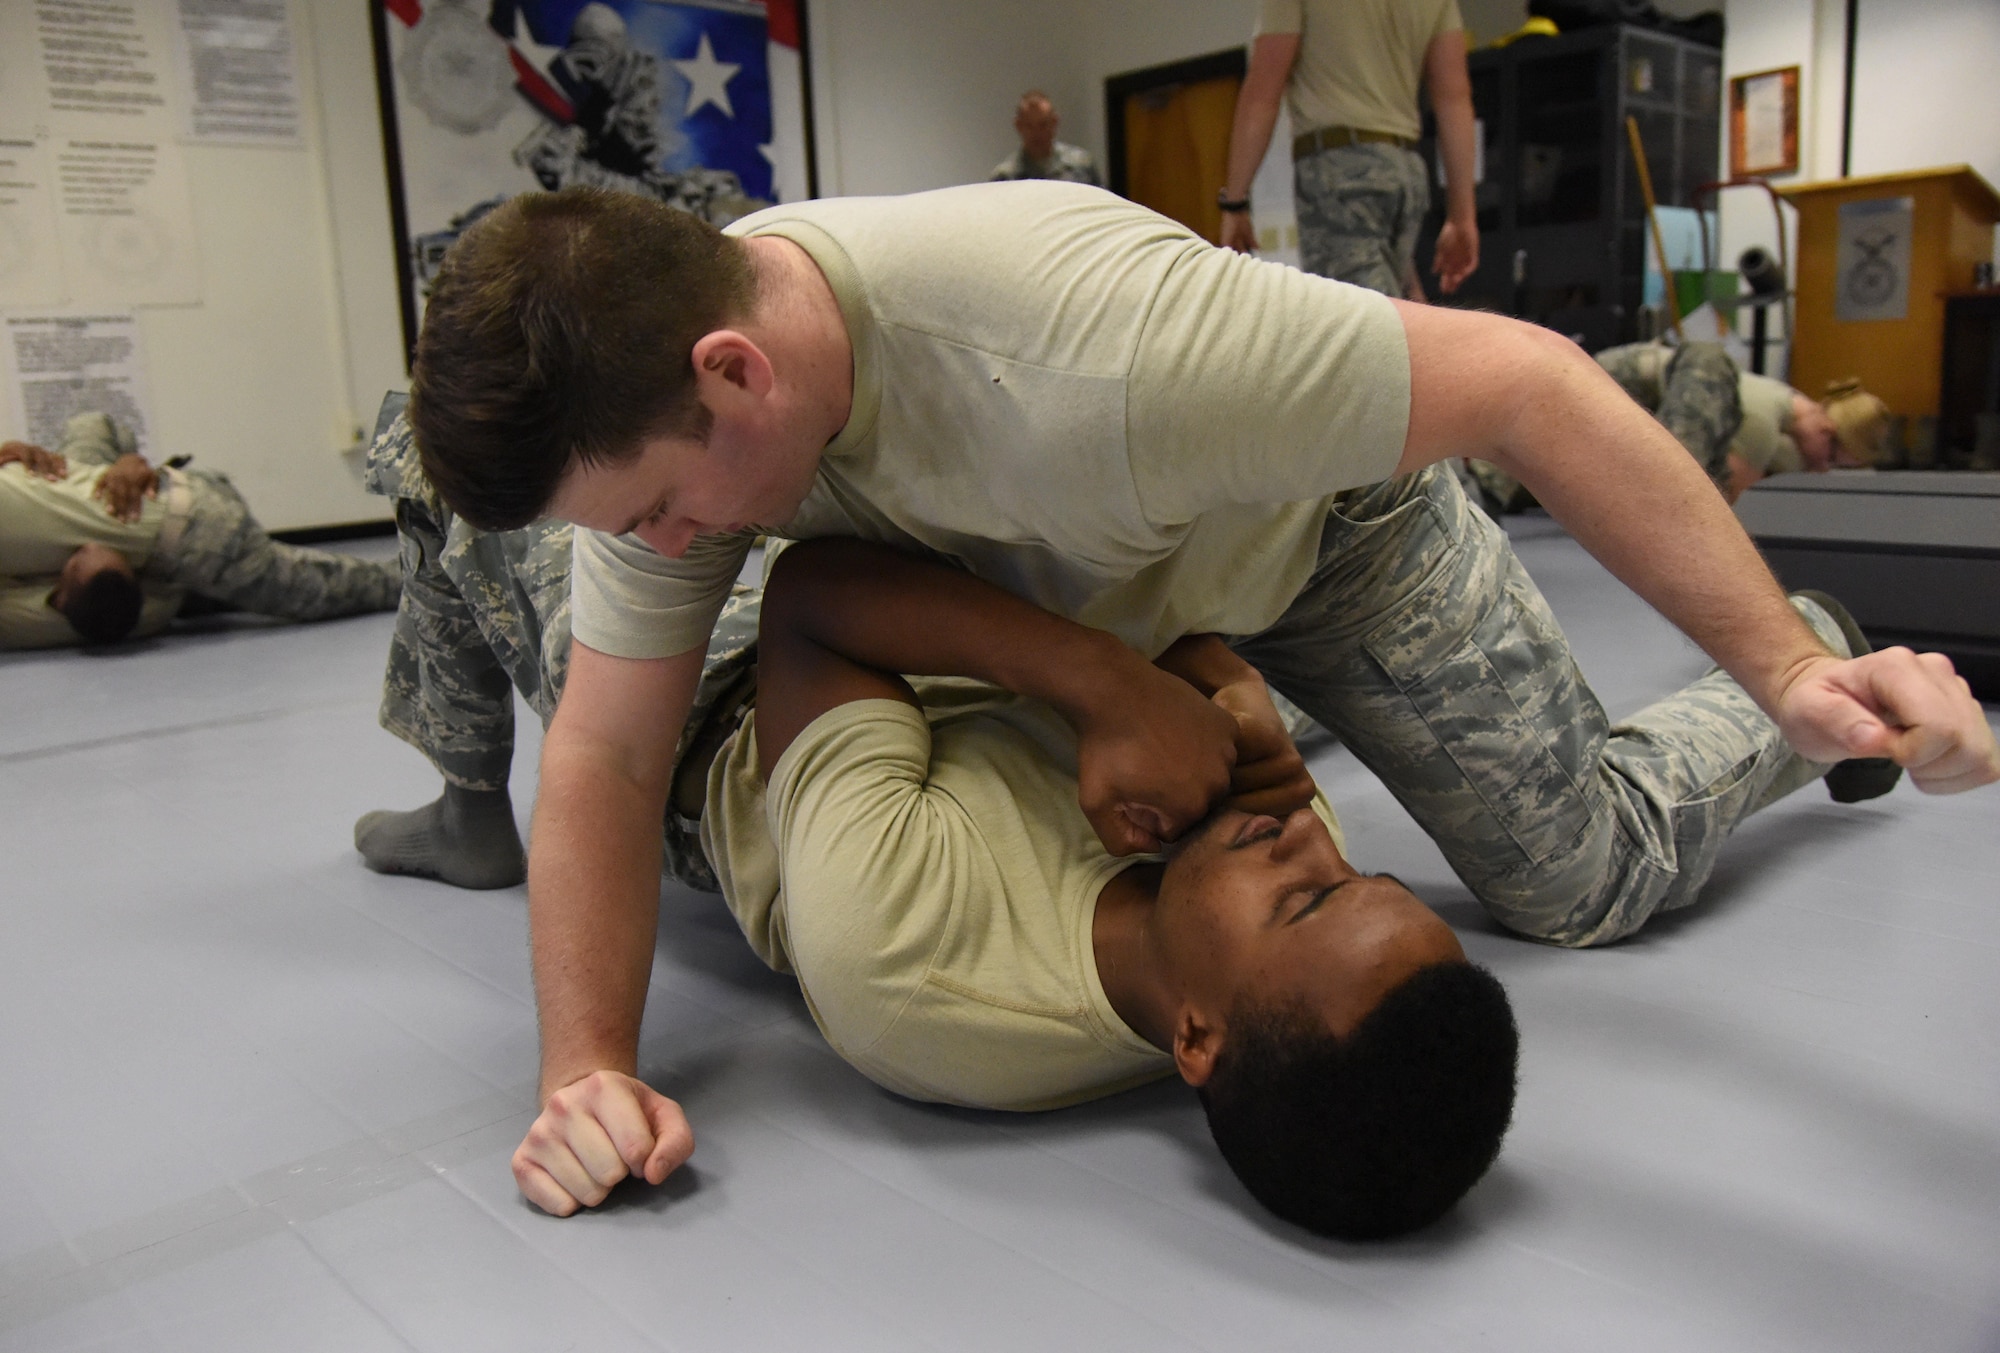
[0, 0, 397, 532]
[307, 0, 414, 482]
[804, 0, 1092, 196]
[1061, 0, 1259, 163]
[1848, 0, 2000, 190]
[801, 0, 1268, 199]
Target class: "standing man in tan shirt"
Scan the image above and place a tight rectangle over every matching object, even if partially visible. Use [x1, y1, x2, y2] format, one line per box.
[1220, 0, 1480, 298]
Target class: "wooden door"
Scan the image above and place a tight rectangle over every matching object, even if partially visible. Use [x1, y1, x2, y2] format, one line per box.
[1124, 77, 1240, 243]
[1106, 50, 1248, 244]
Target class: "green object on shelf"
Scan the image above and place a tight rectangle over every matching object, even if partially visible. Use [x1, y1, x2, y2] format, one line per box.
[1674, 269, 1738, 321]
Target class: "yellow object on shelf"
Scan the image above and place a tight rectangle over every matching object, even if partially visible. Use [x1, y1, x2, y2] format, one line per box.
[1489, 17, 1558, 48]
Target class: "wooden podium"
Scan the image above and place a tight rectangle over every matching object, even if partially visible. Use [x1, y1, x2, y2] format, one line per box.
[1779, 165, 2000, 417]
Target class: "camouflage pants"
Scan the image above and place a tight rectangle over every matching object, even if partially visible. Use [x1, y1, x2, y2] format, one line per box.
[1596, 341, 1744, 489]
[1465, 340, 1747, 513]
[1294, 142, 1430, 297]
[158, 471, 400, 619]
[370, 417, 758, 892]
[1232, 464, 1840, 947]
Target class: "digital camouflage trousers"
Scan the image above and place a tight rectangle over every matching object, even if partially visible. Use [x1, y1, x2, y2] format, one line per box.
[364, 404, 758, 892]
[1231, 464, 1843, 947]
[1595, 341, 1744, 488]
[162, 470, 401, 619]
[1294, 142, 1431, 297]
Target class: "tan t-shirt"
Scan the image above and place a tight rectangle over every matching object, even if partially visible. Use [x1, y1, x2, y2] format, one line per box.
[0, 462, 181, 648]
[1257, 0, 1465, 143]
[572, 181, 1411, 663]
[701, 684, 1346, 1111]
[1731, 373, 1802, 475]
[0, 462, 166, 576]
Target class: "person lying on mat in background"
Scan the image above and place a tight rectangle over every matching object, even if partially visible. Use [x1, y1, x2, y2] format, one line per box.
[0, 414, 398, 649]
[1464, 342, 1890, 513]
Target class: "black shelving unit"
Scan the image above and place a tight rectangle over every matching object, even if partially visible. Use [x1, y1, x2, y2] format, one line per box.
[1413, 24, 1721, 351]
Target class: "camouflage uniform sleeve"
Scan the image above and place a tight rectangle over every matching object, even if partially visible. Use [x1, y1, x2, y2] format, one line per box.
[56, 413, 137, 469]
[367, 407, 520, 792]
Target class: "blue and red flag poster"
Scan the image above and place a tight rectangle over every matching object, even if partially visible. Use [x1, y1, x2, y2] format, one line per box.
[371, 0, 815, 359]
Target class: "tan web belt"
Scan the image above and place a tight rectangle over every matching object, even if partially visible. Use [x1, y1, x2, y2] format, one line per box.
[1292, 125, 1415, 159]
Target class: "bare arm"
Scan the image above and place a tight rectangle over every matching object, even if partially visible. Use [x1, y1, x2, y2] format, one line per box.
[1423, 28, 1479, 293]
[1220, 33, 1299, 253]
[757, 539, 1240, 854]
[0, 441, 67, 478]
[511, 639, 703, 1216]
[1391, 302, 2000, 791]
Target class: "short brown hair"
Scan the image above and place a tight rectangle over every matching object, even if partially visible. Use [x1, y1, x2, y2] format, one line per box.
[410, 189, 757, 530]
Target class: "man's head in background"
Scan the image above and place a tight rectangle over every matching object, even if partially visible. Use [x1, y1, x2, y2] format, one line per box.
[51, 543, 142, 645]
[1813, 379, 1891, 470]
[1014, 92, 1060, 163]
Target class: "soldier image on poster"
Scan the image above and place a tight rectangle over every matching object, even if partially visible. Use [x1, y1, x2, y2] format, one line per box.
[377, 0, 813, 336]
[514, 2, 756, 221]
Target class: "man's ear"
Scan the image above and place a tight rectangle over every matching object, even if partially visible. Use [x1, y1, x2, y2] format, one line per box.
[689, 330, 775, 406]
[1172, 1004, 1226, 1089]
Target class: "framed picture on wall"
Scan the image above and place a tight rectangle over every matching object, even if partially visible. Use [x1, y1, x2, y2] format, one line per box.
[371, 0, 817, 363]
[1728, 65, 1799, 179]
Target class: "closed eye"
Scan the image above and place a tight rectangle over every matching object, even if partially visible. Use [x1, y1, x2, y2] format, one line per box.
[1285, 880, 1349, 926]
[620, 500, 671, 536]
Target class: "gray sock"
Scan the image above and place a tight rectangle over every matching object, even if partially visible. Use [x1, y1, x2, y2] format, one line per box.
[354, 782, 526, 890]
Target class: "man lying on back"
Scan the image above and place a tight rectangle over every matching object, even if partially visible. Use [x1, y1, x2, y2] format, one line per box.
[515, 536, 1521, 1241]
[1, 414, 397, 648]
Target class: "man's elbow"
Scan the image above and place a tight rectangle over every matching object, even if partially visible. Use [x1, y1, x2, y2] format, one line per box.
[1435, 86, 1475, 120]
[540, 715, 670, 806]
[541, 647, 695, 803]
[1476, 320, 1599, 477]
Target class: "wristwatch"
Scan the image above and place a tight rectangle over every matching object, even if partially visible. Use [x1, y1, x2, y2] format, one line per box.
[1217, 190, 1251, 213]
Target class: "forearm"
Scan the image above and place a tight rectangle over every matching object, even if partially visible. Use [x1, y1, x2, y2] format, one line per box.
[1486, 335, 1829, 708]
[763, 538, 1146, 723]
[523, 642, 698, 1102]
[528, 737, 670, 1100]
[1224, 85, 1283, 202]
[1224, 34, 1297, 202]
[1154, 633, 1262, 696]
[1433, 91, 1477, 224]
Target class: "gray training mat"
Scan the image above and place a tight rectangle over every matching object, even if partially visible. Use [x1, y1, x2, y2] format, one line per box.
[1, 525, 1997, 1352]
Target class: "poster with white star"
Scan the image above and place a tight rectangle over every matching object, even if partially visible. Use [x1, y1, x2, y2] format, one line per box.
[371, 0, 815, 360]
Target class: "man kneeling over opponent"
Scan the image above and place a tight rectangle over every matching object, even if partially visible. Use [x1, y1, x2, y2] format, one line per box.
[514, 537, 1521, 1241]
